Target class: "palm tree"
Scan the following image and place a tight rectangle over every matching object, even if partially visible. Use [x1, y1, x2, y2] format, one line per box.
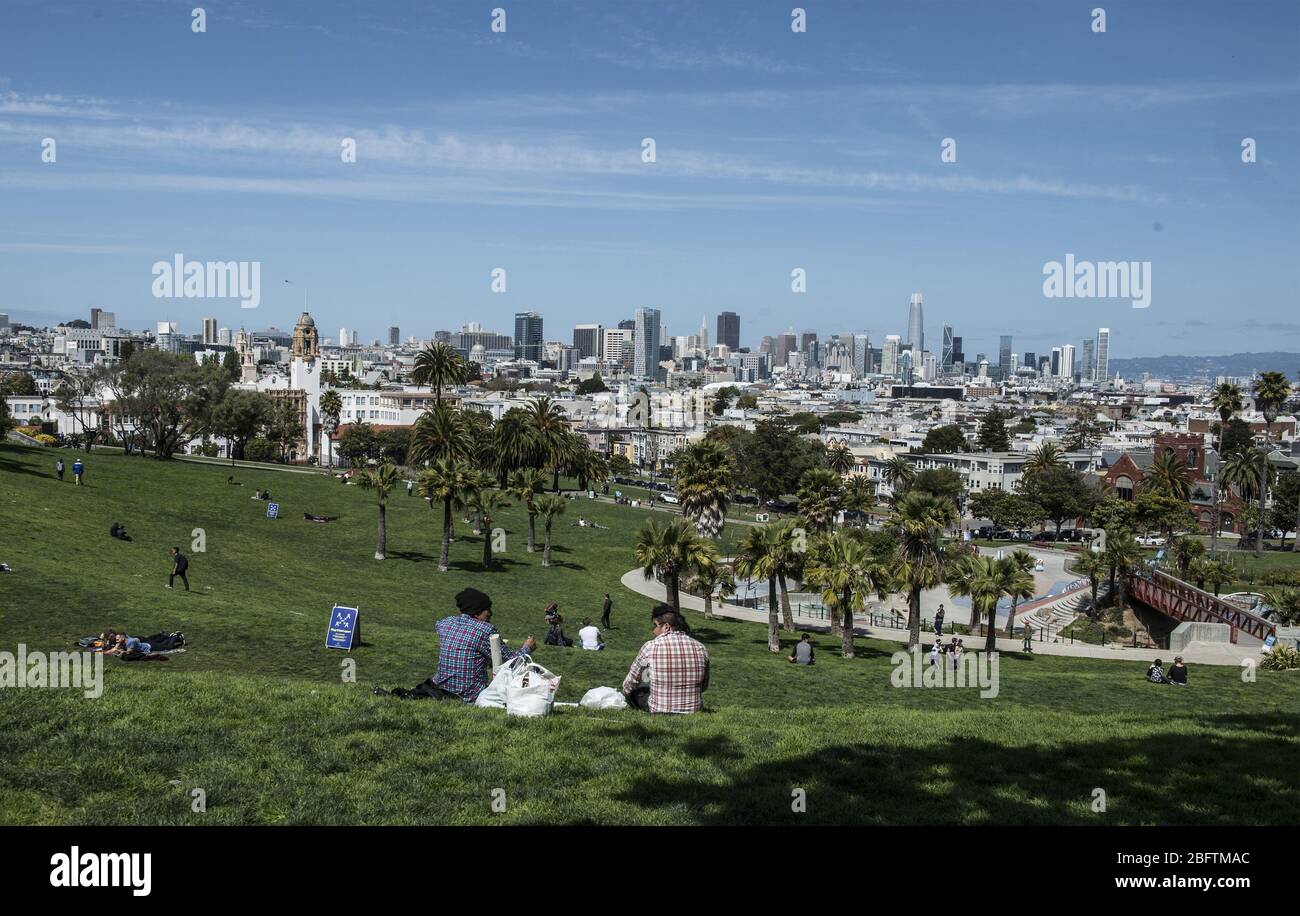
[1145, 449, 1192, 502]
[1252, 371, 1293, 558]
[1209, 381, 1244, 554]
[803, 531, 890, 657]
[797, 468, 843, 534]
[1102, 528, 1143, 611]
[356, 461, 401, 559]
[319, 389, 342, 468]
[633, 517, 712, 613]
[417, 458, 476, 571]
[491, 408, 537, 487]
[770, 519, 804, 632]
[1024, 442, 1066, 475]
[1200, 556, 1236, 596]
[1001, 549, 1038, 637]
[827, 444, 854, 476]
[881, 455, 915, 499]
[889, 490, 958, 647]
[411, 341, 467, 404]
[672, 439, 737, 538]
[409, 402, 474, 467]
[842, 476, 878, 526]
[466, 485, 511, 569]
[734, 523, 782, 652]
[1072, 549, 1108, 619]
[535, 493, 567, 567]
[686, 555, 734, 620]
[1170, 535, 1206, 576]
[1221, 447, 1270, 550]
[508, 468, 547, 552]
[946, 555, 1009, 653]
[524, 396, 570, 490]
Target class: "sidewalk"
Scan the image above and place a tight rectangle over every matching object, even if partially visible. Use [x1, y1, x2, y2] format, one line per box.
[618, 568, 1258, 667]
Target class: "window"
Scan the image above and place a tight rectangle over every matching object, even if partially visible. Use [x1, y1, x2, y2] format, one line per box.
[1115, 475, 1134, 501]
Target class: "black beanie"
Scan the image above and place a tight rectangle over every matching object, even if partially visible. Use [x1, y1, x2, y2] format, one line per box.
[456, 587, 492, 614]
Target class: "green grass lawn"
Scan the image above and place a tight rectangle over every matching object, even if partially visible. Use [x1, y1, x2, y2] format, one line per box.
[2, 444, 1297, 825]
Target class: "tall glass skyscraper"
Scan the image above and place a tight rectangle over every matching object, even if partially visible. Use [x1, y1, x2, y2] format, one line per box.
[716, 311, 740, 350]
[514, 312, 544, 362]
[633, 307, 661, 379]
[998, 335, 1013, 380]
[1095, 327, 1110, 381]
[941, 325, 954, 370]
[906, 293, 924, 354]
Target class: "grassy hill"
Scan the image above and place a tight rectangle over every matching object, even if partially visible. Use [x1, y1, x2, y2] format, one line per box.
[1, 444, 1297, 825]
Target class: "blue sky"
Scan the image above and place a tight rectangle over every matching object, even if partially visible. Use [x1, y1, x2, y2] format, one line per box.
[1, 0, 1297, 358]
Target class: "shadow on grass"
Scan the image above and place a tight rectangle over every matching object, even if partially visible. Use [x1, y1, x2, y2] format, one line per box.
[613, 713, 1300, 825]
[389, 550, 437, 563]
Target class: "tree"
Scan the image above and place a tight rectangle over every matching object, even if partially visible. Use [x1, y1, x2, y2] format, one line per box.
[890, 491, 958, 647]
[1103, 528, 1143, 610]
[1253, 371, 1293, 557]
[1072, 549, 1108, 619]
[735, 523, 783, 652]
[53, 371, 101, 452]
[1261, 587, 1300, 626]
[1209, 381, 1244, 553]
[212, 389, 270, 462]
[418, 458, 476, 571]
[797, 468, 843, 534]
[1218, 416, 1253, 455]
[1134, 491, 1195, 541]
[672, 439, 737, 538]
[319, 390, 343, 467]
[409, 402, 475, 467]
[0, 371, 37, 396]
[221, 349, 239, 380]
[337, 422, 378, 465]
[411, 341, 468, 403]
[490, 408, 536, 486]
[634, 517, 713, 613]
[524, 396, 570, 491]
[947, 554, 1028, 652]
[881, 455, 915, 498]
[687, 556, 735, 619]
[976, 409, 1011, 452]
[911, 467, 964, 512]
[1169, 535, 1206, 576]
[1064, 408, 1103, 450]
[466, 484, 511, 569]
[1145, 449, 1192, 502]
[1019, 465, 1095, 538]
[509, 468, 547, 552]
[575, 374, 608, 396]
[842, 476, 878, 523]
[921, 424, 967, 454]
[739, 419, 809, 505]
[1199, 557, 1236, 596]
[827, 443, 854, 475]
[1268, 470, 1299, 551]
[114, 350, 208, 459]
[356, 462, 401, 560]
[1001, 549, 1037, 637]
[1024, 443, 1066, 475]
[535, 493, 567, 567]
[264, 398, 304, 463]
[803, 532, 890, 657]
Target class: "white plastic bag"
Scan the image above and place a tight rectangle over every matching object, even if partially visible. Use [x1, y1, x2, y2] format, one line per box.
[505, 659, 562, 717]
[475, 656, 526, 709]
[579, 686, 628, 710]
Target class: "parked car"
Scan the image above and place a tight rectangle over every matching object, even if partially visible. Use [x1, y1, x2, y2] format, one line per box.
[1135, 534, 1167, 547]
[1031, 531, 1057, 542]
[661, 493, 680, 504]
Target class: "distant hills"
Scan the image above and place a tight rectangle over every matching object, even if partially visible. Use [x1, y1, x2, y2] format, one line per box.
[1109, 352, 1300, 382]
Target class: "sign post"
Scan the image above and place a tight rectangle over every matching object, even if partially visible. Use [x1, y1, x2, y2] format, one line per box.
[266, 503, 280, 519]
[326, 605, 361, 650]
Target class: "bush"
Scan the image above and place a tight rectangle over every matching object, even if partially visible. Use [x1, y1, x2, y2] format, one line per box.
[1260, 570, 1300, 587]
[1260, 644, 1300, 671]
[243, 438, 275, 463]
[34, 434, 57, 446]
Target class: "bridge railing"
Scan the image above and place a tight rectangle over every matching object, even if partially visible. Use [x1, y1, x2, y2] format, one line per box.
[1128, 568, 1275, 643]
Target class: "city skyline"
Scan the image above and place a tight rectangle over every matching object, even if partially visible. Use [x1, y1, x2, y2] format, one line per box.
[1, 2, 1297, 356]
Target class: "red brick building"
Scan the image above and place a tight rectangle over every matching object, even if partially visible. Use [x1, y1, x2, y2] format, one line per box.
[1099, 431, 1246, 533]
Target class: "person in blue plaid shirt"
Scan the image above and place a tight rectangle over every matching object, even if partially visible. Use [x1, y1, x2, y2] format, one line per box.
[430, 588, 536, 702]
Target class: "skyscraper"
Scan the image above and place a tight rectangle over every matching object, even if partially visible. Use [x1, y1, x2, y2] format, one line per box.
[1051, 347, 1061, 377]
[1095, 327, 1111, 381]
[388, 326, 400, 346]
[633, 307, 661, 379]
[906, 293, 924, 354]
[852, 333, 870, 377]
[716, 311, 740, 350]
[998, 336, 1013, 380]
[881, 335, 902, 376]
[602, 328, 628, 366]
[202, 317, 218, 345]
[951, 336, 964, 367]
[573, 324, 602, 360]
[514, 311, 544, 362]
[1060, 344, 1076, 380]
[1081, 338, 1095, 382]
[800, 331, 818, 355]
[941, 325, 954, 371]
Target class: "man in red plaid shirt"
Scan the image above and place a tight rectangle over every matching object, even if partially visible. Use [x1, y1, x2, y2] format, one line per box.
[622, 604, 709, 714]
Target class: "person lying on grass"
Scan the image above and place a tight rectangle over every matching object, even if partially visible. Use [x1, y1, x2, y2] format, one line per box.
[622, 604, 709, 714]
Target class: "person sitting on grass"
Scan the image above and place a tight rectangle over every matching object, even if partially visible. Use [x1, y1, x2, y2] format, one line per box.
[577, 617, 604, 651]
[1167, 656, 1189, 686]
[622, 604, 710, 714]
[109, 522, 132, 541]
[1146, 658, 1169, 684]
[788, 632, 816, 665]
[227, 475, 242, 486]
[418, 588, 536, 702]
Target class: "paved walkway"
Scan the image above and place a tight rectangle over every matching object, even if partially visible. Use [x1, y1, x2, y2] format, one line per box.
[618, 566, 1258, 668]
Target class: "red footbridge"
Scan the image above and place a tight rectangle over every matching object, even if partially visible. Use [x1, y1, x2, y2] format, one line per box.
[1127, 568, 1276, 644]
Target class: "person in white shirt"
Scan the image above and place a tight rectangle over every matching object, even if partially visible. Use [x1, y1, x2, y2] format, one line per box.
[577, 617, 604, 651]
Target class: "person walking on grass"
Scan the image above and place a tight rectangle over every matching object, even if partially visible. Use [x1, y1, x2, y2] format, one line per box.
[168, 546, 190, 591]
[55, 458, 65, 481]
[72, 458, 84, 486]
[601, 592, 613, 629]
[934, 603, 945, 637]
